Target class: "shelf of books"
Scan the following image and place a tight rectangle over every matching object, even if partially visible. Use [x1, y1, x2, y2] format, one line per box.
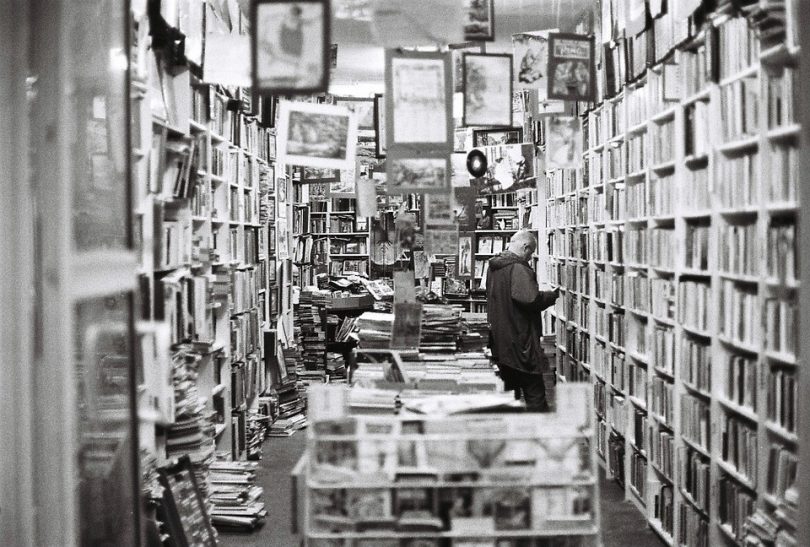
[301, 384, 600, 546]
[546, 4, 799, 547]
[131, 4, 274, 513]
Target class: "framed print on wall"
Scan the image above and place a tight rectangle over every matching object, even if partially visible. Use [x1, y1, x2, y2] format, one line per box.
[547, 33, 596, 102]
[464, 0, 495, 41]
[450, 42, 484, 93]
[277, 100, 358, 170]
[252, 0, 330, 95]
[472, 127, 523, 148]
[462, 53, 513, 128]
[374, 93, 386, 158]
[334, 96, 375, 130]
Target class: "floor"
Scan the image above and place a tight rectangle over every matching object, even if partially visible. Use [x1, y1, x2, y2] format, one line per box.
[219, 433, 665, 547]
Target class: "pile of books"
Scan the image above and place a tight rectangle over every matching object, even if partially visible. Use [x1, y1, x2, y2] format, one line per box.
[356, 312, 395, 349]
[165, 412, 216, 498]
[268, 412, 308, 437]
[209, 461, 267, 531]
[419, 305, 463, 352]
[458, 312, 490, 351]
[326, 352, 348, 383]
[295, 288, 331, 376]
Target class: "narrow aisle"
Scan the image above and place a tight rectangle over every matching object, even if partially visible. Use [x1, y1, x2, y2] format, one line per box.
[219, 435, 664, 547]
[219, 433, 307, 547]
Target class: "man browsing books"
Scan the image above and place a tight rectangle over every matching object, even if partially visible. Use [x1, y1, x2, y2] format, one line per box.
[486, 230, 559, 412]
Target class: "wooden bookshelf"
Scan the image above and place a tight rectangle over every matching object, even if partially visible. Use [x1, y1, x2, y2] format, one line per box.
[545, 5, 800, 547]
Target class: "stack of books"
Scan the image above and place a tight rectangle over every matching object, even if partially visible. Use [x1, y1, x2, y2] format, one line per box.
[209, 460, 267, 531]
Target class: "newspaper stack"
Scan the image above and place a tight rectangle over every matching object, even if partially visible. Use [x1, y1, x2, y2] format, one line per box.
[209, 460, 267, 531]
[356, 312, 395, 349]
[419, 305, 463, 352]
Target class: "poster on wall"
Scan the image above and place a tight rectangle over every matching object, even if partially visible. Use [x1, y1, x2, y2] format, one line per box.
[512, 30, 556, 98]
[547, 33, 596, 102]
[385, 50, 452, 149]
[464, 0, 495, 41]
[252, 0, 330, 94]
[462, 53, 513, 128]
[471, 143, 536, 194]
[545, 115, 583, 169]
[277, 101, 357, 170]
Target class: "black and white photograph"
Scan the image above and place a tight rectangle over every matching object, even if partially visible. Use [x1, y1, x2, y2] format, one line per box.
[464, 0, 495, 41]
[472, 128, 523, 148]
[545, 115, 583, 169]
[463, 53, 513, 127]
[386, 50, 453, 148]
[334, 96, 375, 130]
[547, 33, 595, 102]
[450, 42, 484, 93]
[277, 101, 358, 170]
[512, 30, 555, 97]
[252, 0, 330, 94]
[472, 143, 536, 194]
[387, 157, 449, 194]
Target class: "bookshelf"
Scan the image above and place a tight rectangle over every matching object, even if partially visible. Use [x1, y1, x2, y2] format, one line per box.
[546, 5, 800, 547]
[131, 4, 277, 505]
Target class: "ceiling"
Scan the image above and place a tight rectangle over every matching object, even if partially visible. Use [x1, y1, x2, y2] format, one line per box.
[330, 0, 593, 91]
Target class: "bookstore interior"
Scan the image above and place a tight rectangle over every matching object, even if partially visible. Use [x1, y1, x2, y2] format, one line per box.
[2, 0, 810, 546]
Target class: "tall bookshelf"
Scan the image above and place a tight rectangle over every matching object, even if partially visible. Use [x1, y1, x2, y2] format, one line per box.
[131, 4, 276, 493]
[546, 5, 800, 547]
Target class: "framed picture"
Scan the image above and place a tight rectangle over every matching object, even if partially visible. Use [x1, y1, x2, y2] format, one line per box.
[385, 49, 453, 150]
[334, 96, 375, 130]
[301, 167, 339, 184]
[457, 233, 474, 278]
[252, 0, 330, 94]
[545, 115, 583, 169]
[472, 128, 523, 148]
[472, 143, 536, 194]
[547, 33, 596, 102]
[449, 42, 484, 93]
[387, 156, 450, 195]
[462, 53, 513, 128]
[424, 193, 455, 226]
[277, 101, 357, 170]
[374, 94, 387, 158]
[464, 0, 495, 41]
[512, 30, 555, 97]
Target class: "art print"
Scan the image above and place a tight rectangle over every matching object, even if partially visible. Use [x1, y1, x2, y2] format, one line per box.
[301, 166, 339, 184]
[334, 96, 375, 130]
[472, 128, 523, 148]
[464, 0, 495, 41]
[387, 156, 449, 194]
[277, 101, 357, 170]
[425, 193, 456, 226]
[512, 30, 555, 98]
[545, 115, 583, 169]
[547, 33, 595, 102]
[472, 143, 536, 194]
[386, 51, 452, 147]
[252, 0, 330, 94]
[458, 234, 474, 278]
[463, 53, 513, 128]
[450, 43, 484, 93]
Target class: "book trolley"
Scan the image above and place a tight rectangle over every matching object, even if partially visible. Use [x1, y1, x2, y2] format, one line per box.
[297, 384, 601, 546]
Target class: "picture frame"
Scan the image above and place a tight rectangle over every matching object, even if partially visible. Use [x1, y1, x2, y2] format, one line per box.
[252, 0, 330, 95]
[462, 53, 513, 128]
[547, 33, 596, 103]
[301, 166, 340, 184]
[472, 128, 523, 148]
[512, 30, 556, 98]
[278, 176, 288, 202]
[449, 42, 484, 93]
[545, 115, 583, 170]
[464, 0, 495, 41]
[386, 155, 450, 195]
[334, 96, 375, 130]
[385, 49, 453, 151]
[373, 93, 387, 158]
[277, 100, 358, 170]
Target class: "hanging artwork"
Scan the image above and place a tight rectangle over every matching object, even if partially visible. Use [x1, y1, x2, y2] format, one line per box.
[450, 42, 484, 93]
[252, 0, 330, 94]
[545, 115, 583, 169]
[464, 0, 495, 41]
[512, 30, 556, 98]
[387, 157, 449, 194]
[547, 33, 596, 102]
[277, 101, 357, 170]
[471, 143, 536, 194]
[371, 0, 464, 47]
[301, 166, 340, 184]
[334, 96, 375, 130]
[462, 53, 513, 128]
[472, 128, 523, 148]
[424, 193, 456, 226]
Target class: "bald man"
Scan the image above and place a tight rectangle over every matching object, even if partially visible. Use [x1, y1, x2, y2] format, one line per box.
[486, 230, 559, 412]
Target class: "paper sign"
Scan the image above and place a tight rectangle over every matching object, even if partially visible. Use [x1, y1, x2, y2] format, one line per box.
[391, 302, 423, 350]
[394, 270, 417, 304]
[356, 177, 378, 217]
[203, 34, 251, 87]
